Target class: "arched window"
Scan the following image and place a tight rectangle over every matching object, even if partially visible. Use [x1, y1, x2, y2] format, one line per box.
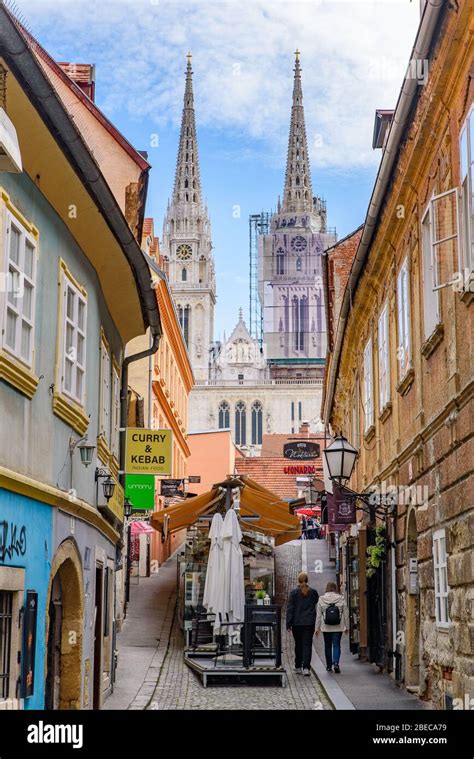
[181, 267, 187, 282]
[276, 253, 285, 275]
[296, 257, 302, 272]
[218, 401, 230, 429]
[293, 295, 299, 350]
[251, 401, 263, 445]
[178, 305, 190, 348]
[235, 401, 246, 446]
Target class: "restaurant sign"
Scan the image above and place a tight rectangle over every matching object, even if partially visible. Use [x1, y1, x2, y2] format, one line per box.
[284, 441, 320, 460]
[284, 465, 317, 475]
[125, 475, 155, 511]
[327, 485, 357, 531]
[125, 429, 172, 475]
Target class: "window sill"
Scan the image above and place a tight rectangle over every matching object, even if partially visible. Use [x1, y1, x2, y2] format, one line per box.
[378, 402, 392, 423]
[97, 435, 111, 466]
[421, 323, 444, 359]
[364, 424, 376, 443]
[52, 391, 89, 436]
[396, 367, 415, 397]
[0, 350, 39, 399]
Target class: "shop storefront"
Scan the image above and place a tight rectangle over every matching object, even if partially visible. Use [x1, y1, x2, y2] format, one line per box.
[0, 488, 53, 710]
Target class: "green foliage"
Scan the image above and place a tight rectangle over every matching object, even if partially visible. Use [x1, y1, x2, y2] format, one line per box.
[256, 590, 266, 599]
[366, 524, 386, 578]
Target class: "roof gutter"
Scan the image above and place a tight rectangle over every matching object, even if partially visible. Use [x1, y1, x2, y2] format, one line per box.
[0, 4, 162, 339]
[323, 0, 445, 427]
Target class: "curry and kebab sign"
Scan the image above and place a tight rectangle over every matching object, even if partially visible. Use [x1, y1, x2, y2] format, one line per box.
[125, 428, 172, 475]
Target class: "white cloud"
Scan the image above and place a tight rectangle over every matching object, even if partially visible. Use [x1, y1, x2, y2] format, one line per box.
[16, 0, 420, 170]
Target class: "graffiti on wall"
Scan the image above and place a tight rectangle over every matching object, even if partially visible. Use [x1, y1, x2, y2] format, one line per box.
[0, 520, 27, 561]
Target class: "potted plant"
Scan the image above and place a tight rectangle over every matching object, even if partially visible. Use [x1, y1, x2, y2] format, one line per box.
[366, 524, 386, 578]
[256, 590, 266, 606]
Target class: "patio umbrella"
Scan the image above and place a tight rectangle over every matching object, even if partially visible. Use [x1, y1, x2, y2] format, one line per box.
[215, 508, 245, 637]
[203, 513, 224, 616]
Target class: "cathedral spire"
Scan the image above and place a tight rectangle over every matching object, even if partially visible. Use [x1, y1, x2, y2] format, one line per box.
[172, 52, 203, 206]
[282, 50, 313, 214]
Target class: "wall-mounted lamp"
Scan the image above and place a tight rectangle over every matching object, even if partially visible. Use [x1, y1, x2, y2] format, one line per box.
[95, 468, 116, 502]
[124, 498, 133, 518]
[77, 438, 95, 467]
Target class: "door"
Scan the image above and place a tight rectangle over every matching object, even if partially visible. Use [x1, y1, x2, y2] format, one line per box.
[45, 574, 62, 710]
[93, 564, 103, 710]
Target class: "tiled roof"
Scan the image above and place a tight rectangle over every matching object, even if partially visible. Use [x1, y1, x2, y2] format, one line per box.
[235, 456, 324, 501]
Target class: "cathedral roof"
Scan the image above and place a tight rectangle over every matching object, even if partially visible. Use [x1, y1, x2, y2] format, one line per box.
[172, 53, 203, 207]
[282, 50, 314, 215]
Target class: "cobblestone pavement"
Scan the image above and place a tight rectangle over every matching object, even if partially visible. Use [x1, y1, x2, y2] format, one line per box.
[146, 541, 333, 710]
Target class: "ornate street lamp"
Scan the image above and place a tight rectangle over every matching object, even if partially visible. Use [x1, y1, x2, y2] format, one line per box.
[324, 435, 395, 518]
[124, 497, 133, 518]
[95, 468, 116, 502]
[77, 438, 95, 468]
[323, 435, 358, 486]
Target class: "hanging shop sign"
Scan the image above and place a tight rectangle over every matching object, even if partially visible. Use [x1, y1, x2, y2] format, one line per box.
[125, 428, 172, 475]
[125, 475, 155, 511]
[107, 479, 124, 522]
[160, 479, 183, 498]
[21, 590, 38, 699]
[283, 465, 317, 475]
[283, 441, 320, 460]
[327, 485, 357, 531]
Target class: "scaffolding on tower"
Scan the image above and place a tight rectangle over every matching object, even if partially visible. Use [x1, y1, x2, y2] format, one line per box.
[249, 211, 271, 349]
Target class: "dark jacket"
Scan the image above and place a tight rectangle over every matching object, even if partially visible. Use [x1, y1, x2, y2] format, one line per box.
[286, 586, 319, 628]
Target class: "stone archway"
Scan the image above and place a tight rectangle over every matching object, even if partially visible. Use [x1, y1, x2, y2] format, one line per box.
[45, 539, 84, 709]
[405, 508, 420, 690]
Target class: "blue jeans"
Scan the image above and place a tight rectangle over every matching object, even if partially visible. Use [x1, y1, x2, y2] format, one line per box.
[323, 631, 342, 667]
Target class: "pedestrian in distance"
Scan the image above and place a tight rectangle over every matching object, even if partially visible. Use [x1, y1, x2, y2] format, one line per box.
[286, 572, 319, 676]
[301, 515, 307, 540]
[306, 516, 314, 540]
[315, 581, 349, 673]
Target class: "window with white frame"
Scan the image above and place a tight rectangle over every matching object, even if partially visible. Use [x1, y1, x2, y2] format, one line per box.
[363, 338, 374, 431]
[111, 361, 120, 459]
[460, 105, 474, 273]
[421, 204, 441, 338]
[99, 334, 111, 443]
[3, 213, 37, 367]
[352, 381, 360, 447]
[60, 276, 87, 405]
[424, 189, 460, 291]
[433, 529, 450, 628]
[396, 259, 411, 379]
[378, 303, 390, 409]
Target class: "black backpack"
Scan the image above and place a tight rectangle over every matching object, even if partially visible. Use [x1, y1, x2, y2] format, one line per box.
[324, 602, 341, 626]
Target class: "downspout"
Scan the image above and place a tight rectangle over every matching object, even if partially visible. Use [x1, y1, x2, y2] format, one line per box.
[119, 331, 161, 488]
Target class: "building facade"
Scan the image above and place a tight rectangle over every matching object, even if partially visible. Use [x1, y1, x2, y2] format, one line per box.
[0, 8, 160, 710]
[127, 234, 194, 567]
[323, 0, 473, 709]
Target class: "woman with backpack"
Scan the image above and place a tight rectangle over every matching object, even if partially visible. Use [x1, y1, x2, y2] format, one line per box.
[286, 572, 319, 676]
[315, 581, 349, 673]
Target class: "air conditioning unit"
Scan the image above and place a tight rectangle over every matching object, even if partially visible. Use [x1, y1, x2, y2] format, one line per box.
[0, 107, 22, 172]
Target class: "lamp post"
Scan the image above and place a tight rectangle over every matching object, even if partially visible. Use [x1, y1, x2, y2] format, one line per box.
[324, 435, 396, 518]
[124, 497, 133, 604]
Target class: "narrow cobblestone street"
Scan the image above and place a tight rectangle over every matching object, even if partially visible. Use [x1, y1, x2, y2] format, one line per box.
[105, 542, 332, 710]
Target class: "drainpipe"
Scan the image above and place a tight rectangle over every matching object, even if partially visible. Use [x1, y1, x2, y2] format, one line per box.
[119, 332, 161, 488]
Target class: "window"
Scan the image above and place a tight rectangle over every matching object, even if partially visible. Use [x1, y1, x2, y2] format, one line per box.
[178, 305, 190, 348]
[99, 334, 111, 443]
[181, 267, 187, 282]
[235, 401, 246, 446]
[396, 259, 411, 379]
[433, 529, 450, 628]
[423, 189, 460, 290]
[298, 401, 302, 421]
[111, 360, 120, 460]
[276, 248, 285, 275]
[2, 213, 37, 367]
[251, 401, 263, 445]
[0, 591, 13, 700]
[352, 381, 360, 447]
[238, 373, 244, 385]
[363, 338, 374, 431]
[218, 401, 230, 429]
[296, 257, 302, 272]
[421, 206, 441, 338]
[378, 303, 390, 409]
[460, 106, 474, 272]
[60, 276, 87, 405]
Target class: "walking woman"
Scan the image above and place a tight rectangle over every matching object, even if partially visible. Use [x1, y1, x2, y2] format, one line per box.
[286, 572, 319, 676]
[315, 581, 349, 673]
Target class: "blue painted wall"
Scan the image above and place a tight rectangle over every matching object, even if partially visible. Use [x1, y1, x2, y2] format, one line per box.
[0, 489, 53, 710]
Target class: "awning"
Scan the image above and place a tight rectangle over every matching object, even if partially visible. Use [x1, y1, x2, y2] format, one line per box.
[130, 520, 154, 535]
[150, 476, 301, 546]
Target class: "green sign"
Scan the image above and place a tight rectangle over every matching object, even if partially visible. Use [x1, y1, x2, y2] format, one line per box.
[125, 475, 155, 511]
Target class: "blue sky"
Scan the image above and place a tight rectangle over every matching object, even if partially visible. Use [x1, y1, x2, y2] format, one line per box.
[18, 0, 420, 336]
